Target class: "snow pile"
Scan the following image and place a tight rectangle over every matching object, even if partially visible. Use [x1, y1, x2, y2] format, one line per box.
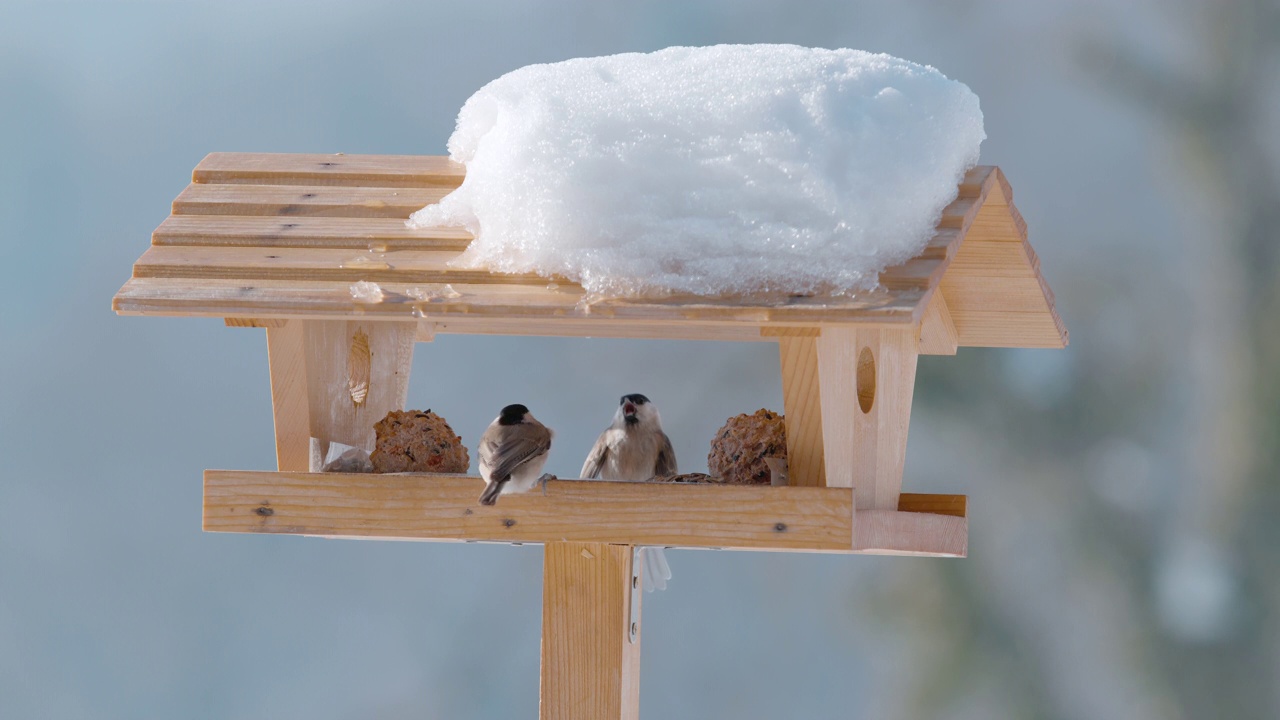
[410, 44, 984, 297]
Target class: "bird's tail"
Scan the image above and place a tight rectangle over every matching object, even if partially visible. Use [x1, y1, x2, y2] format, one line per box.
[640, 547, 672, 592]
[479, 479, 505, 506]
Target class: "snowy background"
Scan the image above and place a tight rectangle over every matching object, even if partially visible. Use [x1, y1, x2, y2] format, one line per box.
[2, 1, 1278, 718]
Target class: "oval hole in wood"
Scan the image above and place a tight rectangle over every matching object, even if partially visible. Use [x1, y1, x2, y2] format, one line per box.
[348, 328, 371, 405]
[856, 346, 875, 413]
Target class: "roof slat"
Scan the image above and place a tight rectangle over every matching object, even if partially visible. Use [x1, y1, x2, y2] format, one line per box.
[174, 183, 449, 218]
[113, 277, 923, 326]
[134, 245, 557, 287]
[152, 215, 473, 251]
[193, 152, 465, 188]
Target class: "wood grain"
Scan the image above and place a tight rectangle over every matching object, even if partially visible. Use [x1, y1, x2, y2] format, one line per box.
[779, 335, 826, 487]
[918, 289, 959, 355]
[854, 509, 968, 557]
[302, 321, 415, 466]
[152, 215, 473, 251]
[114, 277, 925, 327]
[265, 322, 310, 472]
[203, 471, 855, 551]
[540, 542, 640, 720]
[174, 183, 450, 218]
[817, 327, 919, 512]
[898, 492, 967, 518]
[202, 471, 968, 555]
[193, 152, 465, 187]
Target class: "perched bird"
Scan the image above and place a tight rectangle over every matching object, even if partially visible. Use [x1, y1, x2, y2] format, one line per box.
[581, 393, 677, 481]
[581, 393, 676, 591]
[477, 404, 554, 506]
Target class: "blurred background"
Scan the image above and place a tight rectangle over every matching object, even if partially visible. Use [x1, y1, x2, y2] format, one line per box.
[2, 1, 1277, 718]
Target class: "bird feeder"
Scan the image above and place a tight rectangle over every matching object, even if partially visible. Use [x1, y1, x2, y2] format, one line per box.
[113, 152, 1067, 719]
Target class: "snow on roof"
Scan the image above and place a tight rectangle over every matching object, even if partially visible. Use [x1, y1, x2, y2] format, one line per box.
[410, 44, 985, 298]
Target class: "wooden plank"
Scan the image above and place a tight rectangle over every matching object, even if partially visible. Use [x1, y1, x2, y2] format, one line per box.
[224, 317, 286, 328]
[202, 471, 856, 552]
[760, 326, 821, 338]
[134, 245, 554, 287]
[817, 327, 919, 512]
[778, 335, 825, 487]
[853, 509, 967, 557]
[193, 152, 465, 188]
[879, 257, 946, 290]
[113, 277, 925, 327]
[265, 322, 310, 472]
[918, 289, 959, 355]
[956, 165, 996, 198]
[152, 215, 473, 251]
[202, 471, 969, 556]
[174, 183, 449, 218]
[939, 311, 1069, 348]
[425, 319, 770, 342]
[540, 542, 640, 720]
[898, 492, 966, 518]
[302, 321, 416, 467]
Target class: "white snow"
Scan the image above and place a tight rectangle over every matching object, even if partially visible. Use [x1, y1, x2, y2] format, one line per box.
[410, 44, 985, 298]
[349, 281, 384, 303]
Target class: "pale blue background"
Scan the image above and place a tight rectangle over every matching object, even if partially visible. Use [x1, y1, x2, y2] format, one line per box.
[2, 2, 1276, 718]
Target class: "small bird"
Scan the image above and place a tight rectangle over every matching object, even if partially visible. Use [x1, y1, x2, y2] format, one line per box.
[477, 403, 554, 506]
[581, 393, 677, 481]
[581, 393, 676, 591]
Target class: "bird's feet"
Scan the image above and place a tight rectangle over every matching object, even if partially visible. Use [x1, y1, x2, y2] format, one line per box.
[536, 473, 558, 495]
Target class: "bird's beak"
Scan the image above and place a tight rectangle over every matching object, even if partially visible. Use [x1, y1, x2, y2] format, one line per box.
[623, 402, 637, 416]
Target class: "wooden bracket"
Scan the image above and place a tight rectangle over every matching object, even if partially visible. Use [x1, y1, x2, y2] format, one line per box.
[541, 542, 641, 720]
[265, 320, 415, 472]
[816, 327, 919, 514]
[919, 290, 959, 355]
[779, 332, 826, 487]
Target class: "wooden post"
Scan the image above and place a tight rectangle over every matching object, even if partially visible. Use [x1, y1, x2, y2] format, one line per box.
[778, 334, 826, 487]
[540, 542, 641, 720]
[265, 320, 416, 472]
[265, 321, 311, 472]
[816, 327, 919, 511]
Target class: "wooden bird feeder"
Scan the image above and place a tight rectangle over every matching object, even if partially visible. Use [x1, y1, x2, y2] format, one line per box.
[114, 152, 1066, 719]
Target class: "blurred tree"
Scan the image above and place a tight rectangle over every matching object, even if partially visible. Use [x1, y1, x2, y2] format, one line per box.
[868, 2, 1280, 718]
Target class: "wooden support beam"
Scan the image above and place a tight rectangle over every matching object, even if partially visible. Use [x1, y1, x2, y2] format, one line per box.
[779, 333, 826, 487]
[540, 542, 641, 720]
[918, 290, 959, 356]
[265, 322, 311, 472]
[300, 320, 416, 469]
[202, 471, 966, 556]
[853, 509, 967, 557]
[817, 327, 919, 512]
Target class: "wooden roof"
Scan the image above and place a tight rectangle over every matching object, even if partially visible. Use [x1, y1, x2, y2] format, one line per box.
[113, 152, 1066, 349]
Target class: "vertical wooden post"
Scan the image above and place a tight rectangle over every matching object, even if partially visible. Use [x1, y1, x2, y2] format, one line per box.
[779, 334, 826, 487]
[816, 327, 919, 510]
[265, 320, 416, 472]
[540, 542, 641, 720]
[266, 321, 311, 472]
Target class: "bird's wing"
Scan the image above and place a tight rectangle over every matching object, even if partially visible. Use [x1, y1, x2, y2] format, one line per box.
[654, 432, 678, 478]
[580, 431, 610, 479]
[488, 428, 551, 482]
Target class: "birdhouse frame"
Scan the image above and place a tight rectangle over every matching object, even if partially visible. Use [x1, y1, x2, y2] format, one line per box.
[114, 152, 1066, 719]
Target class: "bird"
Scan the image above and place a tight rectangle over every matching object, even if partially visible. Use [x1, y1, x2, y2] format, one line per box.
[477, 403, 554, 506]
[581, 393, 676, 591]
[580, 393, 677, 482]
